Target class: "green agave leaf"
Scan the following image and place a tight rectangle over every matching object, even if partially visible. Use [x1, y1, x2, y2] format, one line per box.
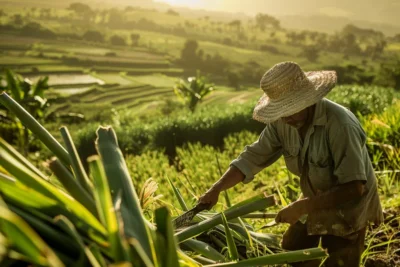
[54, 215, 101, 267]
[191, 255, 217, 265]
[176, 249, 202, 267]
[6, 203, 80, 257]
[0, 138, 63, 201]
[154, 207, 179, 267]
[0, 137, 48, 181]
[227, 223, 280, 250]
[241, 213, 277, 219]
[0, 177, 107, 247]
[0, 92, 70, 165]
[95, 126, 154, 263]
[0, 198, 64, 267]
[88, 244, 108, 267]
[221, 213, 239, 261]
[4, 69, 21, 101]
[48, 158, 97, 217]
[182, 239, 224, 262]
[167, 176, 188, 211]
[129, 238, 155, 267]
[89, 156, 130, 262]
[60, 126, 94, 196]
[205, 247, 327, 267]
[224, 193, 275, 213]
[176, 195, 275, 243]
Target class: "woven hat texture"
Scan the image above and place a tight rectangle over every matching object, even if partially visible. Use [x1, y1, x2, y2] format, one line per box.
[253, 61, 337, 124]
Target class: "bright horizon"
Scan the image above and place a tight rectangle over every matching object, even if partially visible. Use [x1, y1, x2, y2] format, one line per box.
[153, 0, 400, 26]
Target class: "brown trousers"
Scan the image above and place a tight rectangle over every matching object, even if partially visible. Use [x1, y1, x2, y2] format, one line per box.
[281, 222, 366, 267]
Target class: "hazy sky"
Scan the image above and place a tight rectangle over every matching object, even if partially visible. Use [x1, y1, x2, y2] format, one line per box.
[154, 0, 400, 25]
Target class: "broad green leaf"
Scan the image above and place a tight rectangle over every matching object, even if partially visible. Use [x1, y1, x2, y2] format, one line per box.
[88, 244, 108, 267]
[221, 213, 239, 261]
[0, 92, 70, 165]
[54, 216, 101, 267]
[0, 137, 48, 181]
[60, 126, 94, 196]
[0, 175, 107, 246]
[48, 158, 97, 216]
[154, 207, 179, 267]
[4, 69, 21, 101]
[205, 248, 327, 267]
[89, 156, 130, 262]
[129, 238, 155, 267]
[95, 126, 154, 262]
[7, 203, 79, 257]
[182, 239, 224, 262]
[177, 249, 202, 267]
[176, 195, 275, 243]
[167, 177, 188, 211]
[0, 198, 64, 267]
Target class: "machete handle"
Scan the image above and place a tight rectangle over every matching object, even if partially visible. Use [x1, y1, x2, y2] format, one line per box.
[194, 202, 211, 212]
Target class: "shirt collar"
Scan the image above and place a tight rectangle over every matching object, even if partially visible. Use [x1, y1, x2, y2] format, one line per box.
[312, 98, 327, 126]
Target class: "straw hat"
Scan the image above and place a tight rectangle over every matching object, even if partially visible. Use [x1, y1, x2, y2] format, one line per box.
[253, 61, 337, 124]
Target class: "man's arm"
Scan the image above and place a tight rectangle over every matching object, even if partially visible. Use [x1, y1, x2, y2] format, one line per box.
[276, 180, 365, 225]
[198, 123, 282, 209]
[197, 166, 245, 209]
[304, 180, 365, 211]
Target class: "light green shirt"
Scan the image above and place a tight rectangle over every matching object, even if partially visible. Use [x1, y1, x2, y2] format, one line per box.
[231, 98, 383, 236]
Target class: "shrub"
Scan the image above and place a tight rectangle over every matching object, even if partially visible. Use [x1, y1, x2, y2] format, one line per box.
[326, 85, 399, 116]
[74, 102, 264, 162]
[82, 30, 104, 42]
[73, 85, 399, 163]
[110, 35, 126, 46]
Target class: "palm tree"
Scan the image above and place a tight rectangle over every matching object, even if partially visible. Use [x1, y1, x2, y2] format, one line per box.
[173, 72, 215, 112]
[0, 69, 49, 155]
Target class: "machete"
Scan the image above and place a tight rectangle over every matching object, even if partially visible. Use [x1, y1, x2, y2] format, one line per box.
[173, 203, 210, 229]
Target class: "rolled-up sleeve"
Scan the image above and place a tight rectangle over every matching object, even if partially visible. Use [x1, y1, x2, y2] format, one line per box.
[329, 124, 367, 185]
[230, 123, 282, 184]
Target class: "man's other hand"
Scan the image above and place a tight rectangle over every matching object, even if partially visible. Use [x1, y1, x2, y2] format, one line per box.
[275, 199, 308, 225]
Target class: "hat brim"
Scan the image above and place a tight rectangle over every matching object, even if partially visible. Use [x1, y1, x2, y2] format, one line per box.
[253, 70, 337, 124]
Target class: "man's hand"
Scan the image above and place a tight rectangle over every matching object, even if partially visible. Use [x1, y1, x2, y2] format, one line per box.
[197, 166, 245, 210]
[198, 186, 221, 210]
[275, 199, 308, 225]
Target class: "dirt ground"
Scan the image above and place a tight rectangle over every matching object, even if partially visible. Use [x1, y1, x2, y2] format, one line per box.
[364, 207, 400, 267]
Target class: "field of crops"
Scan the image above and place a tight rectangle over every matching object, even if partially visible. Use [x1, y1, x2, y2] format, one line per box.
[1, 1, 400, 265]
[1, 83, 399, 266]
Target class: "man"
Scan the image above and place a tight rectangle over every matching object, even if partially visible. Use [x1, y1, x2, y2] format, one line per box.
[198, 62, 383, 267]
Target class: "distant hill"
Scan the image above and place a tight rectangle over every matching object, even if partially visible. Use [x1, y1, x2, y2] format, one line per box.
[279, 15, 400, 36]
[3, 0, 399, 36]
[94, 0, 400, 36]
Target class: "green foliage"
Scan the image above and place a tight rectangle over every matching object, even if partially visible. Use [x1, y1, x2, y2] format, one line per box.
[68, 2, 93, 15]
[174, 72, 215, 112]
[323, 64, 375, 85]
[376, 59, 400, 90]
[83, 30, 104, 43]
[326, 85, 399, 116]
[71, 84, 398, 162]
[361, 100, 400, 173]
[0, 70, 50, 155]
[109, 35, 126, 46]
[180, 39, 201, 66]
[0, 97, 325, 265]
[301, 46, 320, 62]
[255, 13, 280, 30]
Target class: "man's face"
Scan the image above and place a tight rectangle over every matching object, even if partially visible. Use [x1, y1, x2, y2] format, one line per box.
[281, 108, 309, 129]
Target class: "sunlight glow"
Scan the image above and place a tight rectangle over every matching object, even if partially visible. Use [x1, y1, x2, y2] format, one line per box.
[157, 0, 202, 8]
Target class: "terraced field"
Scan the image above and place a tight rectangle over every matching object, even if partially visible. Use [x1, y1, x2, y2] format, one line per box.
[49, 83, 175, 115]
